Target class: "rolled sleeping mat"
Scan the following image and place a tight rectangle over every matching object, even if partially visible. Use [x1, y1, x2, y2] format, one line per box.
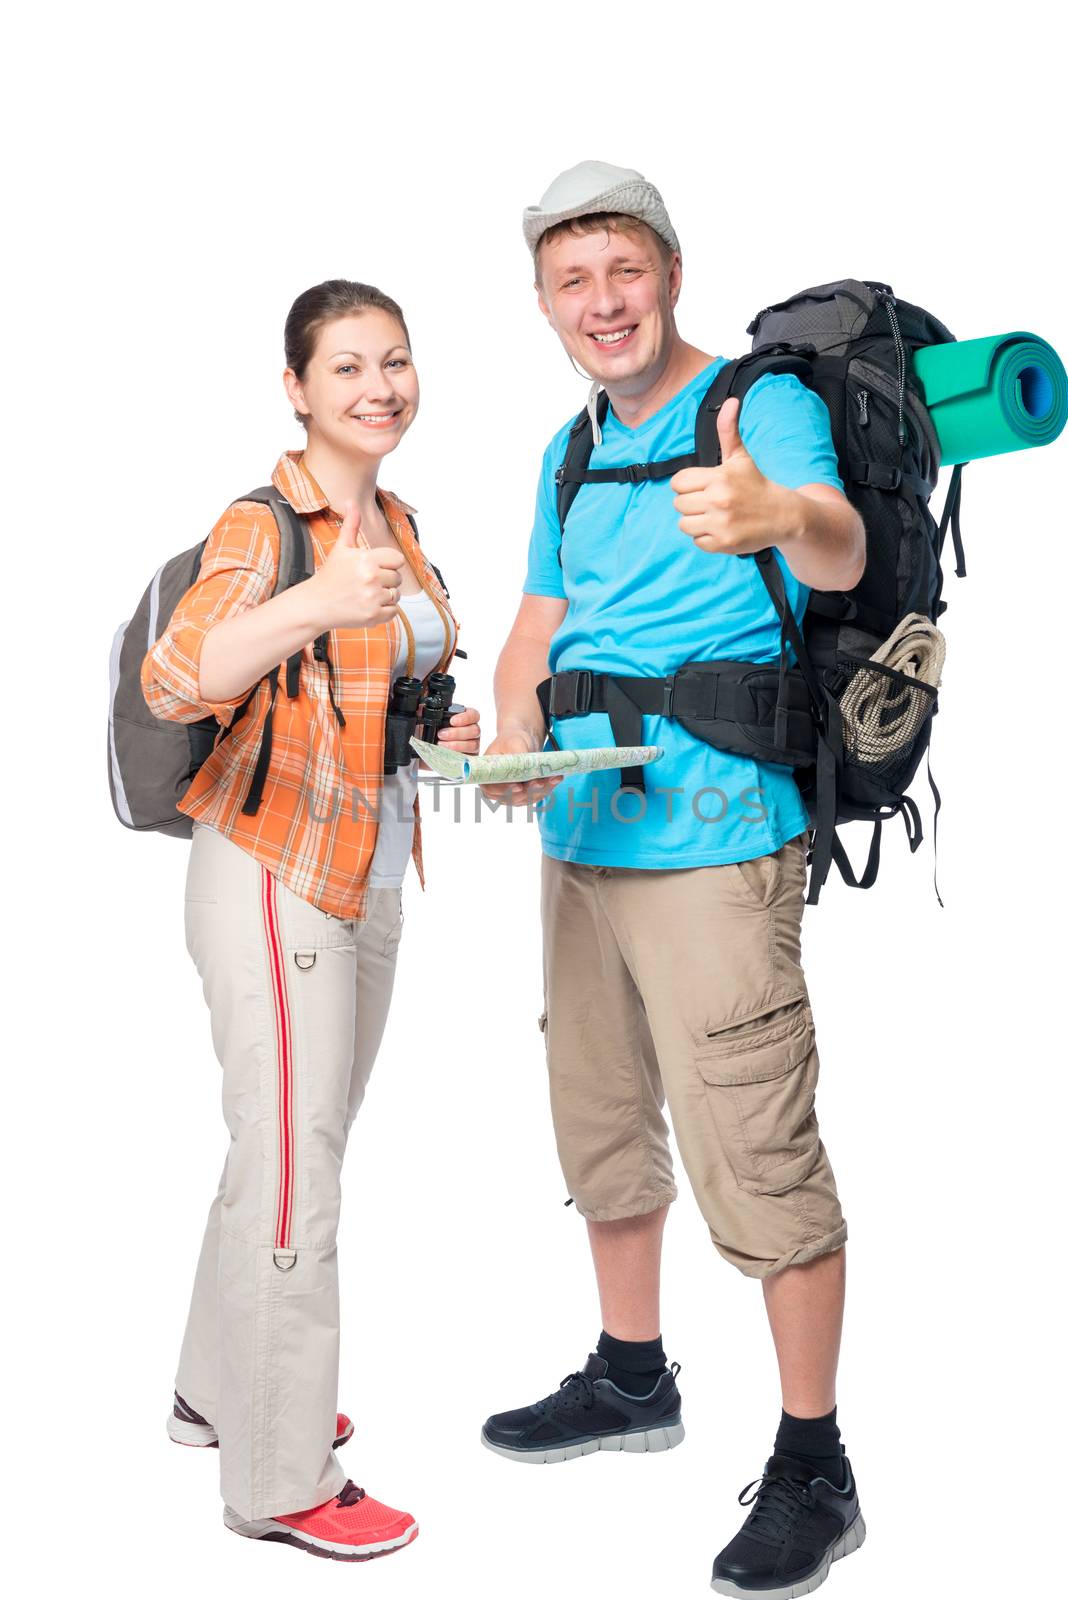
[911, 332, 1067, 466]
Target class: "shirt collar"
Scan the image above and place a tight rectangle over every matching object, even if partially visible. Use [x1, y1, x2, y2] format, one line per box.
[271, 451, 418, 520]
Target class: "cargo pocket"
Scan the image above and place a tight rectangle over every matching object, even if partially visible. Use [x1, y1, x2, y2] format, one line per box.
[695, 997, 819, 1196]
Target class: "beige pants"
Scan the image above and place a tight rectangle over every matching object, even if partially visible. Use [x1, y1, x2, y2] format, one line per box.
[177, 823, 403, 1520]
[541, 833, 846, 1278]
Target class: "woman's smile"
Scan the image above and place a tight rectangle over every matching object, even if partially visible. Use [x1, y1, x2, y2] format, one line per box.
[348, 407, 405, 429]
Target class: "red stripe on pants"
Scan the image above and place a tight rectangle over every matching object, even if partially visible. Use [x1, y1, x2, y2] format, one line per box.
[260, 867, 294, 1250]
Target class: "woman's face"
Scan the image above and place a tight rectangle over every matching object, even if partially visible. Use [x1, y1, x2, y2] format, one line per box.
[285, 309, 419, 459]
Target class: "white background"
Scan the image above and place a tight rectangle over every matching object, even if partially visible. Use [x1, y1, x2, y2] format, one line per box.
[5, 3, 1066, 1597]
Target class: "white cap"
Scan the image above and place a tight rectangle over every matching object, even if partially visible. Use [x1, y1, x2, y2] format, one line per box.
[522, 160, 679, 258]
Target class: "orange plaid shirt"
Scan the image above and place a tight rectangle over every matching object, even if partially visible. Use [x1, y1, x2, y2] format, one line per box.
[141, 451, 460, 918]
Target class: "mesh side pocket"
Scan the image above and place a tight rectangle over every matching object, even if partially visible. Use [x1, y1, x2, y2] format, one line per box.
[835, 655, 937, 793]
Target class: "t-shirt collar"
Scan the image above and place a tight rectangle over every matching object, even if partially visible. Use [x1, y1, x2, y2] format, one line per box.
[595, 358, 726, 444]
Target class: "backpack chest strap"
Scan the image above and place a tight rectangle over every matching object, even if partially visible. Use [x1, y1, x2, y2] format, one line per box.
[554, 452, 696, 489]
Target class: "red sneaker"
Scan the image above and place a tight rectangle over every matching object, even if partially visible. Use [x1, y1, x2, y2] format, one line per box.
[167, 1392, 353, 1451]
[224, 1480, 418, 1561]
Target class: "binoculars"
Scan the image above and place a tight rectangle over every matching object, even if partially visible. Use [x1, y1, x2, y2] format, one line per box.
[383, 672, 461, 775]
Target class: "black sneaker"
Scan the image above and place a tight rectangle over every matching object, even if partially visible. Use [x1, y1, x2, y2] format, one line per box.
[711, 1454, 866, 1598]
[481, 1353, 684, 1464]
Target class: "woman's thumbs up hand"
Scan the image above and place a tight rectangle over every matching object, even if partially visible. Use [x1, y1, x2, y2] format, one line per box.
[309, 500, 406, 631]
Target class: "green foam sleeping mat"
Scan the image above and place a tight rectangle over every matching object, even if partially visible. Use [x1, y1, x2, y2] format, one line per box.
[912, 332, 1066, 466]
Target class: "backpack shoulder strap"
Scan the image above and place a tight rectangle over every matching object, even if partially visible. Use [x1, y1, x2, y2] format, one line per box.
[692, 351, 815, 466]
[554, 391, 609, 537]
[234, 486, 314, 599]
[234, 487, 319, 703]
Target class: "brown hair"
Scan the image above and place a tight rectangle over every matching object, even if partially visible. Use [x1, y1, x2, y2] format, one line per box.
[534, 212, 675, 287]
[284, 279, 412, 429]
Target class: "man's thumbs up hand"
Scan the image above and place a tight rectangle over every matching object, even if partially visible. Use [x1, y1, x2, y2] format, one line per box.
[671, 397, 790, 557]
[716, 397, 748, 461]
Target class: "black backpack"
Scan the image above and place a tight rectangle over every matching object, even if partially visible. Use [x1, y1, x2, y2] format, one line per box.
[542, 279, 965, 903]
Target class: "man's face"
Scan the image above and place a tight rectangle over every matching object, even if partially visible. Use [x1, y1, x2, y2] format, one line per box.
[536, 223, 681, 392]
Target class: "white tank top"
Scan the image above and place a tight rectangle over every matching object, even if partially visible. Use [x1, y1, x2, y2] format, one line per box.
[369, 593, 451, 888]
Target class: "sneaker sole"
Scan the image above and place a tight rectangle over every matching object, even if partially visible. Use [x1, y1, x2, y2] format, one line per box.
[168, 1415, 353, 1451]
[223, 1506, 417, 1561]
[710, 1510, 866, 1599]
[481, 1419, 685, 1464]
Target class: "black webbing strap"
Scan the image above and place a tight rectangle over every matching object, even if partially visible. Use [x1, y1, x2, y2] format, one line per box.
[830, 825, 882, 891]
[602, 678, 648, 791]
[751, 550, 824, 711]
[750, 548, 840, 904]
[828, 792, 923, 895]
[929, 462, 966, 621]
[241, 666, 280, 816]
[313, 633, 346, 728]
[936, 462, 967, 577]
[554, 392, 608, 544]
[555, 452, 696, 488]
[534, 678, 562, 753]
[848, 460, 933, 498]
[805, 589, 898, 638]
[535, 673, 657, 792]
[927, 744, 944, 909]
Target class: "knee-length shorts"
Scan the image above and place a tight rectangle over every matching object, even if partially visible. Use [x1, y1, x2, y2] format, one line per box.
[540, 833, 847, 1278]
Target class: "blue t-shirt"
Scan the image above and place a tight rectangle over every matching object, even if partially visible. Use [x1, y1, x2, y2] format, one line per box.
[523, 359, 844, 869]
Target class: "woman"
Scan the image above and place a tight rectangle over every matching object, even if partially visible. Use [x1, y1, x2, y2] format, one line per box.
[142, 280, 479, 1560]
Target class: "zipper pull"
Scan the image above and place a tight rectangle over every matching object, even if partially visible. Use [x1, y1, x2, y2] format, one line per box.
[857, 389, 870, 428]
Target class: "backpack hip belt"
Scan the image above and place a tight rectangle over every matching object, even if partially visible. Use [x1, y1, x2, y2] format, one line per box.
[537, 656, 820, 783]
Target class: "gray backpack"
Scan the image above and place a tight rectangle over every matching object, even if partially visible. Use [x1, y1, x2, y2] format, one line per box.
[107, 486, 330, 837]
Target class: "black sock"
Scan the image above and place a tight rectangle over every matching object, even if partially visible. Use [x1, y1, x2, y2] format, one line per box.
[595, 1330, 668, 1395]
[773, 1406, 846, 1487]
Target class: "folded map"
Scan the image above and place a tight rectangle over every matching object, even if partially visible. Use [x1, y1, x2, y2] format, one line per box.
[409, 738, 664, 785]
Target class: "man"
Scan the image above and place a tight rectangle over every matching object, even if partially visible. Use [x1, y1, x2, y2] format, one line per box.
[480, 162, 867, 1598]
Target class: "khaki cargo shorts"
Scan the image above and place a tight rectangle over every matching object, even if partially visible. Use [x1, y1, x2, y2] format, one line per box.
[540, 832, 847, 1278]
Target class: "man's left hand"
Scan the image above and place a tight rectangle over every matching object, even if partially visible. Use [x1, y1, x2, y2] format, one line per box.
[671, 397, 797, 556]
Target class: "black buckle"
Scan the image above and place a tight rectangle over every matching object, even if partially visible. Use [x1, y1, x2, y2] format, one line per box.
[624, 462, 652, 484]
[852, 462, 902, 492]
[661, 674, 677, 718]
[549, 670, 593, 719]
